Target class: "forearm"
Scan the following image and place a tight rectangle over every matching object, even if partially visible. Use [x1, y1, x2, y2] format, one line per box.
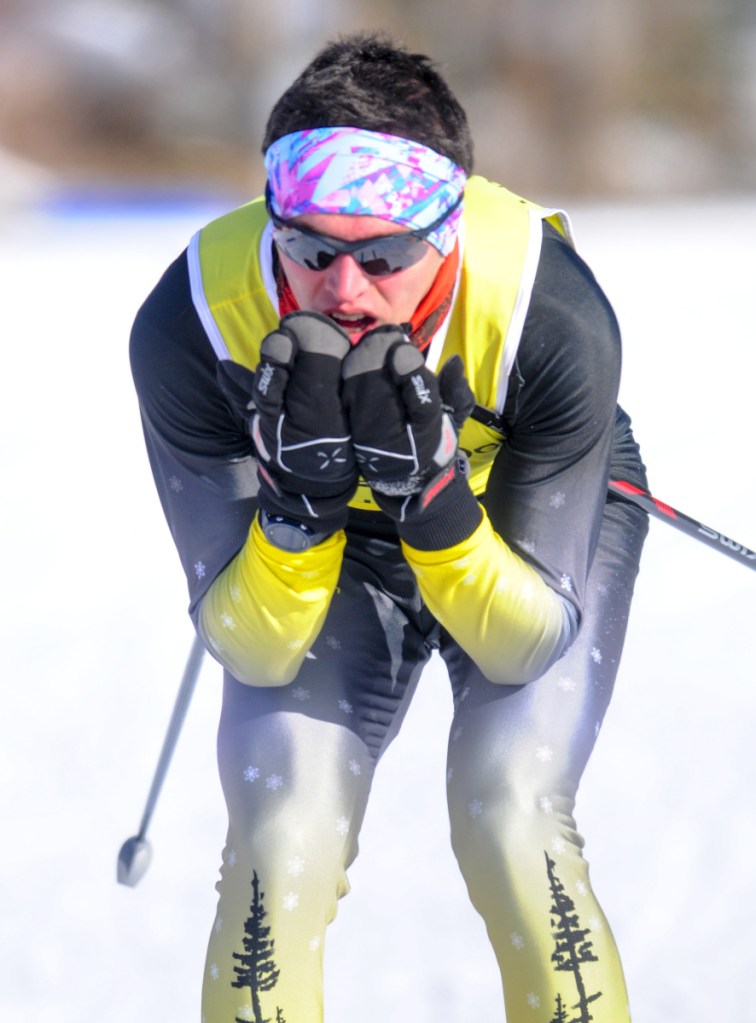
[403, 509, 569, 684]
[199, 515, 346, 685]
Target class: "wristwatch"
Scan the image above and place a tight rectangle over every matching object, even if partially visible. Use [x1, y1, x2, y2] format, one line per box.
[259, 509, 331, 552]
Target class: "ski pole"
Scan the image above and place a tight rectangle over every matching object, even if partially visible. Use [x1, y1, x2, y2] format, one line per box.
[117, 632, 206, 887]
[609, 479, 756, 573]
[471, 402, 755, 573]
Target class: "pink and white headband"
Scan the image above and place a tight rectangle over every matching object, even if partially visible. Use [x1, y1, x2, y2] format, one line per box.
[264, 127, 467, 256]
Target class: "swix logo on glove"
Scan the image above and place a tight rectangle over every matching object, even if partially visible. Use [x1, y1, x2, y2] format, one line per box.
[411, 373, 433, 405]
[257, 362, 275, 396]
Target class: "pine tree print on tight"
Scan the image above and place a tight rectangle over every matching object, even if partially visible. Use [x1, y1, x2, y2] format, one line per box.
[545, 852, 602, 1023]
[549, 993, 569, 1023]
[231, 870, 286, 1023]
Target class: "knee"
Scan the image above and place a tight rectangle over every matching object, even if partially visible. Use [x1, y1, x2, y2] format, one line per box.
[218, 724, 371, 873]
[447, 767, 581, 875]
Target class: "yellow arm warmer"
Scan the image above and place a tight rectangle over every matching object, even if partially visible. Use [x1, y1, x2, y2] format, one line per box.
[403, 509, 566, 685]
[199, 515, 346, 686]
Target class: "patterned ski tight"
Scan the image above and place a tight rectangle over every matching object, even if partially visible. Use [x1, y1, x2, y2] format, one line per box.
[201, 496, 647, 1023]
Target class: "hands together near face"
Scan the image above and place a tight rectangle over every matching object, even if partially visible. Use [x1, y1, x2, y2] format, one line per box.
[217, 311, 475, 546]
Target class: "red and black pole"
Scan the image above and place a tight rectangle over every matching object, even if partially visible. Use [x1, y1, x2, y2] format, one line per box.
[609, 479, 756, 573]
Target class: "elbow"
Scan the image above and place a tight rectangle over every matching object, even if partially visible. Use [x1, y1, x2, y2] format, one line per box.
[198, 613, 303, 687]
[481, 595, 580, 686]
[231, 664, 298, 688]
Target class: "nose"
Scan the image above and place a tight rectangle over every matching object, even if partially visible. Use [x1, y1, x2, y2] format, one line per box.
[322, 253, 370, 300]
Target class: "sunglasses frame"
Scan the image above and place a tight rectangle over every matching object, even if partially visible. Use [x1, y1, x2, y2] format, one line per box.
[265, 188, 462, 277]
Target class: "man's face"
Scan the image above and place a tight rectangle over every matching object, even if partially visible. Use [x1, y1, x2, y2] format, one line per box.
[277, 212, 444, 345]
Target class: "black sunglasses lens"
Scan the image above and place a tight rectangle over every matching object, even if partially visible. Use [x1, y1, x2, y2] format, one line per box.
[354, 238, 427, 276]
[305, 248, 338, 271]
[274, 226, 428, 277]
[274, 230, 335, 270]
[358, 257, 394, 276]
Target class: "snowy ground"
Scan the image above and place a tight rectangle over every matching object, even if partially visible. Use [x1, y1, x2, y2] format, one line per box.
[1, 191, 754, 1023]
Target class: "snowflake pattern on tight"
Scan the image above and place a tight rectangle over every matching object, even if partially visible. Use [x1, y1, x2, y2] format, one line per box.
[468, 799, 484, 818]
[287, 857, 305, 876]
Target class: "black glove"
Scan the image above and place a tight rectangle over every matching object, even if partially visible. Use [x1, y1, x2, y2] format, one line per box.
[217, 311, 358, 538]
[341, 326, 482, 549]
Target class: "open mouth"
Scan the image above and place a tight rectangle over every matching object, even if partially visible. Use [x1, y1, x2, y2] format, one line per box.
[328, 313, 375, 337]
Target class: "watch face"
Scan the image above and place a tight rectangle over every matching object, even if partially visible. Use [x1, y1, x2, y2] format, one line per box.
[261, 511, 318, 551]
[264, 518, 313, 551]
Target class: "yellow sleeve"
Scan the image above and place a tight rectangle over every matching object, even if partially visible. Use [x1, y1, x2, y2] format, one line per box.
[199, 514, 345, 686]
[402, 508, 565, 684]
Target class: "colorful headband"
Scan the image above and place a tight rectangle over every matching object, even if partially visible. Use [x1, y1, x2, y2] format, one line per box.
[264, 127, 467, 256]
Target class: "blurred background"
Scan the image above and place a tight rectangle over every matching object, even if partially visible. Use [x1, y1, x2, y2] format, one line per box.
[1, 0, 756, 207]
[2, 4, 755, 1023]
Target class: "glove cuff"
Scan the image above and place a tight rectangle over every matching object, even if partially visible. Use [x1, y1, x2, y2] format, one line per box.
[258, 477, 352, 537]
[392, 465, 483, 551]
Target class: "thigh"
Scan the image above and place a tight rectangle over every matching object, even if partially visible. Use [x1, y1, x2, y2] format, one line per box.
[205, 534, 439, 1022]
[438, 496, 647, 1023]
[441, 491, 648, 800]
[218, 529, 438, 793]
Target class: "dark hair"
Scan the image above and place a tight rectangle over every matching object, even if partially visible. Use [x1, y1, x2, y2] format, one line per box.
[262, 31, 474, 173]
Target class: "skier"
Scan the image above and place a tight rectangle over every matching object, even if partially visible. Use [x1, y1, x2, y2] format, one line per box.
[130, 31, 648, 1023]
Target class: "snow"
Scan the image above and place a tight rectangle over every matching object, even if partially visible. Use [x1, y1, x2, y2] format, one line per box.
[1, 193, 755, 1022]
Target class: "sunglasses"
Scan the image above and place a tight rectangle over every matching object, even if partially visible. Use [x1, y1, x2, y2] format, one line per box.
[266, 191, 462, 278]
